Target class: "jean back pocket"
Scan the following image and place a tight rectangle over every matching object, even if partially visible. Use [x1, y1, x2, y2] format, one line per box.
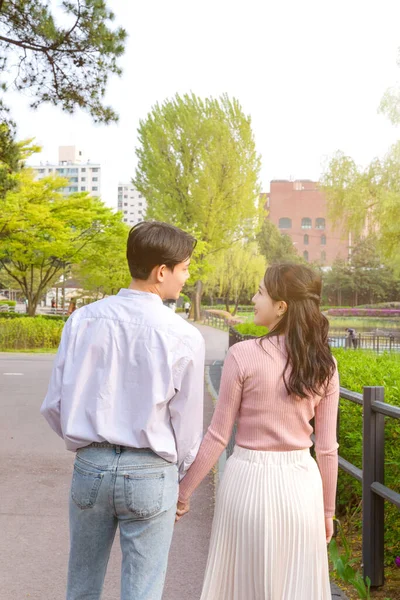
[124, 472, 165, 519]
[71, 463, 103, 510]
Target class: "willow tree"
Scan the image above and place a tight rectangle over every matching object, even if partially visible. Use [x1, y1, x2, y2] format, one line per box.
[134, 93, 261, 319]
[320, 143, 400, 270]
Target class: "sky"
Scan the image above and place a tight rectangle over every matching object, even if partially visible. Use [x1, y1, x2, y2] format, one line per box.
[9, 0, 400, 208]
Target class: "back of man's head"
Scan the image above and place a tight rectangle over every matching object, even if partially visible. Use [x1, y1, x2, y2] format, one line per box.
[126, 221, 197, 280]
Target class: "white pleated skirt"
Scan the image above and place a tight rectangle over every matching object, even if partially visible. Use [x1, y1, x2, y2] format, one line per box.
[200, 445, 331, 600]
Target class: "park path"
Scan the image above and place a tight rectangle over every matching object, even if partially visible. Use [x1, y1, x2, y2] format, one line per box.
[0, 322, 346, 599]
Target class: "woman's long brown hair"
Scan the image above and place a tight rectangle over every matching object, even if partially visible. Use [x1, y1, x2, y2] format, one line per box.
[260, 263, 335, 399]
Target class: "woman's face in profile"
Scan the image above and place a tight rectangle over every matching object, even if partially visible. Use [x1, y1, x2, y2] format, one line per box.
[252, 281, 280, 329]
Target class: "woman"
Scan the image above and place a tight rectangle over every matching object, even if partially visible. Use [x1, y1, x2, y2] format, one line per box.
[177, 263, 339, 600]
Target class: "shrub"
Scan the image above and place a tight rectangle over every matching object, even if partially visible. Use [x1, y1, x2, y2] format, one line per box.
[0, 316, 65, 350]
[234, 323, 268, 337]
[328, 308, 400, 318]
[0, 300, 16, 307]
[0, 313, 67, 322]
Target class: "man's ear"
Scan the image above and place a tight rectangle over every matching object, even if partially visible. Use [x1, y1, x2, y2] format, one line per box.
[153, 264, 166, 283]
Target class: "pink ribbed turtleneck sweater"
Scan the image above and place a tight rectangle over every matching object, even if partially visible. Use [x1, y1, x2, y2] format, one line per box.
[179, 336, 339, 518]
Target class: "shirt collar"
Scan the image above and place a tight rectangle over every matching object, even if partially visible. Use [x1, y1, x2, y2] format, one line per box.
[117, 288, 163, 304]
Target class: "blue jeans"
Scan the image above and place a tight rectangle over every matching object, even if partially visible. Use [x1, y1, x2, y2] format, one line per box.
[66, 445, 178, 600]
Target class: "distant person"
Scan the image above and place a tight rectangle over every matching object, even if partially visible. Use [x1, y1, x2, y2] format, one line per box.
[346, 327, 357, 349]
[41, 221, 205, 600]
[176, 263, 339, 600]
[184, 301, 191, 317]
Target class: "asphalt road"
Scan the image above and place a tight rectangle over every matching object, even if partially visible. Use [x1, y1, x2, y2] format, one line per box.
[0, 325, 222, 600]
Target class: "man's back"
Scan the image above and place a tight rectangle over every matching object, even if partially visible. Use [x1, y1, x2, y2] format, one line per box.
[41, 289, 205, 471]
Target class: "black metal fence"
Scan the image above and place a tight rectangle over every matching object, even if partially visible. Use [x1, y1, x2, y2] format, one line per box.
[329, 331, 400, 353]
[228, 327, 400, 587]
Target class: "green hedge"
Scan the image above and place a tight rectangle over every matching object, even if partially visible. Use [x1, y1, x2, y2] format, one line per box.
[0, 312, 67, 321]
[333, 349, 400, 564]
[234, 322, 268, 337]
[0, 300, 16, 307]
[0, 316, 65, 350]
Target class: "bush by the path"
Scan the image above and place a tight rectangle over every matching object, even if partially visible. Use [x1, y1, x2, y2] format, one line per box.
[0, 300, 16, 307]
[0, 316, 65, 350]
[234, 322, 268, 337]
[328, 308, 400, 318]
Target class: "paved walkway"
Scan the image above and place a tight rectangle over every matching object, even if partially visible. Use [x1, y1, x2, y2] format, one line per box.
[0, 322, 347, 599]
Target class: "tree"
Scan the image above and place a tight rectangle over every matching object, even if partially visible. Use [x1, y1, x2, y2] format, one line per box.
[73, 220, 131, 299]
[257, 218, 300, 263]
[322, 259, 353, 306]
[204, 242, 266, 314]
[0, 0, 127, 123]
[0, 124, 39, 196]
[0, 169, 119, 314]
[320, 143, 400, 270]
[134, 93, 261, 319]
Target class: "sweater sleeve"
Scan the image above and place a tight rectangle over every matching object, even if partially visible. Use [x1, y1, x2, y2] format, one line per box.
[178, 348, 244, 503]
[314, 361, 340, 517]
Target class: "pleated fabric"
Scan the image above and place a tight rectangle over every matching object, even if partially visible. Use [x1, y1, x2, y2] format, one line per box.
[200, 445, 331, 600]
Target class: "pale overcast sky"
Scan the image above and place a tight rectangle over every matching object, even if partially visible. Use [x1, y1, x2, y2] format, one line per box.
[9, 0, 400, 207]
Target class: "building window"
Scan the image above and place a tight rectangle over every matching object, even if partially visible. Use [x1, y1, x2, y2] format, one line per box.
[48, 169, 53, 172]
[81, 186, 86, 191]
[321, 251, 326, 263]
[139, 202, 143, 206]
[91, 168, 99, 173]
[278, 217, 292, 229]
[38, 168, 45, 173]
[81, 168, 86, 172]
[124, 202, 128, 206]
[123, 218, 127, 222]
[92, 177, 98, 182]
[316, 218, 325, 230]
[118, 187, 122, 192]
[124, 211, 128, 214]
[92, 186, 98, 191]
[139, 194, 143, 198]
[124, 195, 128, 199]
[321, 234, 326, 245]
[81, 177, 86, 182]
[301, 217, 312, 229]
[304, 234, 309, 245]
[303, 250, 309, 261]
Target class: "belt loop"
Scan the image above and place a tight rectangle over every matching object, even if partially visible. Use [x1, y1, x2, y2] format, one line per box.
[115, 445, 121, 454]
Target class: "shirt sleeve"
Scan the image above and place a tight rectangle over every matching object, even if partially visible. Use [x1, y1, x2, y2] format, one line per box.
[314, 361, 340, 518]
[178, 348, 244, 503]
[169, 334, 206, 479]
[40, 316, 72, 438]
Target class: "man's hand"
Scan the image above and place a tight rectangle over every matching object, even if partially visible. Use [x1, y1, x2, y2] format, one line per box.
[325, 517, 334, 543]
[175, 499, 190, 522]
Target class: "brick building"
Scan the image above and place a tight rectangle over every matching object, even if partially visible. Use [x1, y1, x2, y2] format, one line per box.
[265, 180, 349, 266]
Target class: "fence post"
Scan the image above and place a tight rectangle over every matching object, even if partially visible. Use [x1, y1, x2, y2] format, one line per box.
[362, 386, 385, 587]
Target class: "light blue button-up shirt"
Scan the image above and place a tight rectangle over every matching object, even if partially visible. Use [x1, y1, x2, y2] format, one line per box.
[41, 289, 205, 477]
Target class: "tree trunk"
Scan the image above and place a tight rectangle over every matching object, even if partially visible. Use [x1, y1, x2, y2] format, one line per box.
[192, 280, 203, 321]
[225, 296, 230, 313]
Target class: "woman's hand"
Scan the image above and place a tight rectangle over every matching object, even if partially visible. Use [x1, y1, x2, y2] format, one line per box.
[325, 517, 334, 543]
[175, 499, 190, 522]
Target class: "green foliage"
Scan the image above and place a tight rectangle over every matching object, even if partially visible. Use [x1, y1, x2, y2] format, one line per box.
[0, 315, 65, 350]
[0, 0, 127, 123]
[329, 521, 371, 599]
[0, 125, 40, 196]
[0, 299, 16, 306]
[0, 169, 120, 314]
[333, 349, 400, 564]
[257, 218, 300, 263]
[134, 92, 261, 318]
[234, 322, 268, 336]
[321, 145, 400, 270]
[0, 312, 67, 321]
[73, 220, 131, 298]
[203, 242, 266, 314]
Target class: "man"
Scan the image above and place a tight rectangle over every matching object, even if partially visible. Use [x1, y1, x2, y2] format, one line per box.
[41, 221, 205, 600]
